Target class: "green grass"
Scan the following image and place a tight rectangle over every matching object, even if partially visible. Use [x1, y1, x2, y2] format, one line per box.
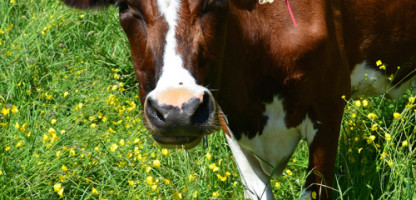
[0, 0, 415, 199]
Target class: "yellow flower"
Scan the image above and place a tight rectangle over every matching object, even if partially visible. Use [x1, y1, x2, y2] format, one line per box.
[152, 160, 161, 168]
[362, 100, 369, 107]
[11, 105, 18, 113]
[380, 151, 387, 160]
[107, 128, 116, 134]
[75, 103, 83, 111]
[409, 96, 415, 104]
[90, 123, 97, 128]
[354, 100, 361, 107]
[119, 139, 125, 146]
[63, 91, 69, 97]
[56, 151, 61, 157]
[0, 170, 2, 175]
[193, 191, 198, 198]
[16, 141, 24, 148]
[92, 187, 99, 195]
[212, 191, 219, 198]
[206, 152, 212, 160]
[371, 124, 378, 131]
[20, 123, 27, 132]
[48, 128, 56, 135]
[146, 176, 154, 185]
[126, 101, 136, 111]
[285, 169, 293, 176]
[161, 148, 169, 156]
[110, 144, 118, 152]
[367, 135, 376, 144]
[388, 160, 393, 168]
[358, 148, 363, 154]
[146, 166, 152, 173]
[312, 191, 317, 199]
[189, 173, 196, 181]
[216, 172, 230, 182]
[10, 0, 16, 4]
[70, 149, 76, 157]
[15, 122, 20, 129]
[128, 180, 136, 187]
[393, 112, 402, 119]
[209, 163, 219, 172]
[402, 140, 408, 147]
[53, 183, 64, 198]
[376, 60, 382, 66]
[1, 107, 10, 116]
[162, 178, 171, 185]
[385, 133, 391, 141]
[59, 175, 66, 182]
[172, 191, 182, 199]
[275, 181, 281, 188]
[367, 113, 378, 119]
[51, 119, 57, 124]
[62, 164, 68, 172]
[379, 65, 386, 70]
[5, 146, 10, 151]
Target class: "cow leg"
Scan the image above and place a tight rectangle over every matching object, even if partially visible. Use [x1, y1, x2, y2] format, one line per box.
[225, 133, 274, 200]
[302, 110, 343, 200]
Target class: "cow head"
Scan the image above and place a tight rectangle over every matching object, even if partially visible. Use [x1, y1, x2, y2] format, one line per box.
[63, 0, 228, 149]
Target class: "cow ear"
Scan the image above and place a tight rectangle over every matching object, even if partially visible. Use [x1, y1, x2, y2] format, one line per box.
[62, 0, 115, 9]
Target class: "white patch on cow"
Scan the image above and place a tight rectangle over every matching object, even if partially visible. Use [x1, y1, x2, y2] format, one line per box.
[301, 189, 312, 200]
[225, 128, 274, 200]
[351, 61, 416, 98]
[151, 0, 206, 102]
[239, 96, 318, 177]
[300, 116, 317, 145]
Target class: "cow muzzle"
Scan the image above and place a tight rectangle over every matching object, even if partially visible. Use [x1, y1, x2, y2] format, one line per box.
[143, 88, 217, 149]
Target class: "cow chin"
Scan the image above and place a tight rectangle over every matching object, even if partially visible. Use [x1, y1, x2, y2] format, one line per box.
[151, 134, 203, 149]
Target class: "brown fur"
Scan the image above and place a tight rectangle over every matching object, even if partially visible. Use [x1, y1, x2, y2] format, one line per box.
[63, 0, 416, 199]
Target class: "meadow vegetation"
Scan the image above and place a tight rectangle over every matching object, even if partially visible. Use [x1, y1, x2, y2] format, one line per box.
[0, 0, 415, 199]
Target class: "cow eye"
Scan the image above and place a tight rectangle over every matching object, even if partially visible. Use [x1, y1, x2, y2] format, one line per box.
[202, 0, 216, 13]
[115, 1, 129, 13]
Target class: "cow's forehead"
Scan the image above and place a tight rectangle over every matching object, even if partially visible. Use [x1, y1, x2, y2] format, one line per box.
[156, 0, 180, 17]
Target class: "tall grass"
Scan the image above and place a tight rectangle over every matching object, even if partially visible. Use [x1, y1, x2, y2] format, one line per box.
[0, 0, 414, 199]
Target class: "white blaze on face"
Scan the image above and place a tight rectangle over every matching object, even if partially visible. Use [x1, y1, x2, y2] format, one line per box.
[152, 0, 206, 102]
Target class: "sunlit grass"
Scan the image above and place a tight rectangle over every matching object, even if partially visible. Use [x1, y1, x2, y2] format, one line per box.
[1, 0, 415, 199]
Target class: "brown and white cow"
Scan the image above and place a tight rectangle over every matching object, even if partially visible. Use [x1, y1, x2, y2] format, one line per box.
[63, 0, 416, 199]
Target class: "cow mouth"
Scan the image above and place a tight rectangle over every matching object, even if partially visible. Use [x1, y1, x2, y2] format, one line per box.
[151, 135, 202, 149]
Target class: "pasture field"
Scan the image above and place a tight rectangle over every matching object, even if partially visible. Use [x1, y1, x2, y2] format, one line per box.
[0, 0, 415, 199]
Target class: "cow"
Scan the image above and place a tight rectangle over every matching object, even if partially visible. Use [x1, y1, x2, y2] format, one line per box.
[62, 0, 416, 199]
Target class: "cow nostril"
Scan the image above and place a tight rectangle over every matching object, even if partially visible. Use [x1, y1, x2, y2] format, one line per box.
[146, 98, 166, 122]
[155, 109, 166, 122]
[191, 93, 213, 124]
